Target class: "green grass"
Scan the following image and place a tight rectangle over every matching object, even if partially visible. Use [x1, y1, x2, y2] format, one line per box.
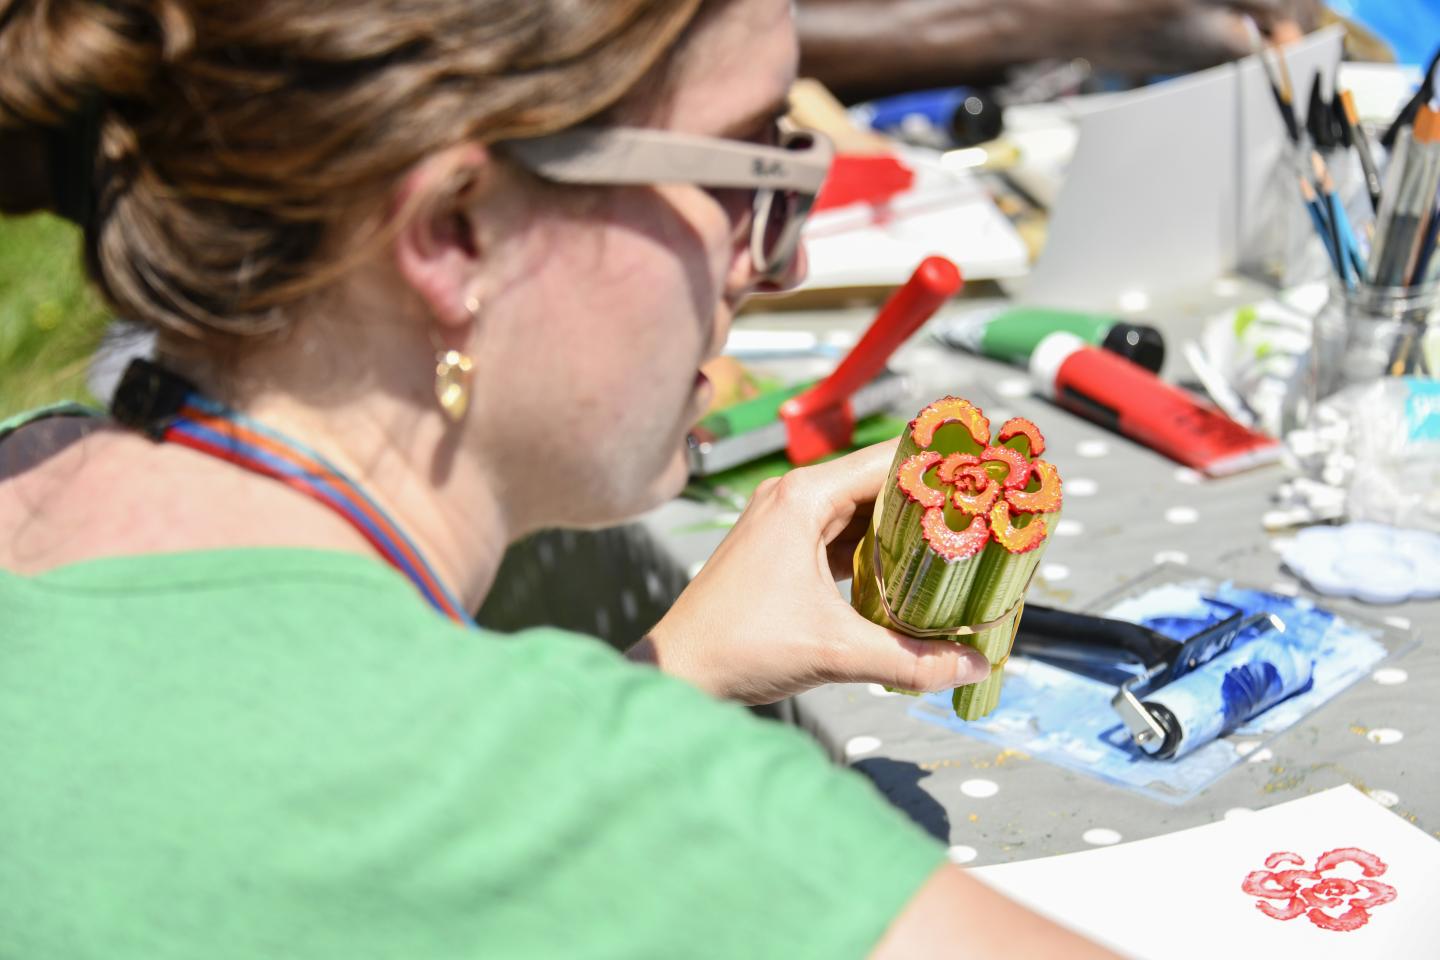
[0, 214, 111, 419]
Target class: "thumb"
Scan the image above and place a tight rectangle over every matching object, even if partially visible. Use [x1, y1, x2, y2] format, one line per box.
[831, 610, 992, 693]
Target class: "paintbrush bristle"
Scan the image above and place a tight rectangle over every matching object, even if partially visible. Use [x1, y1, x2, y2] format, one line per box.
[1416, 106, 1439, 143]
[1310, 151, 1336, 193]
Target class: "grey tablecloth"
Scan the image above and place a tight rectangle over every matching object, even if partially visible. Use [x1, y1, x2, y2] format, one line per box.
[638, 288, 1438, 867]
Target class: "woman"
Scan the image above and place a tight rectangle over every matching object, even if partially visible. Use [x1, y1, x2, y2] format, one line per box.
[0, 0, 1116, 955]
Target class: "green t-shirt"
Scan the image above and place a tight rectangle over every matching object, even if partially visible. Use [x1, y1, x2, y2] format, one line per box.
[0, 547, 943, 958]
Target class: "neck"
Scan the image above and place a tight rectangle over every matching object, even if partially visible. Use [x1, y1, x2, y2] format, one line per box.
[238, 391, 512, 613]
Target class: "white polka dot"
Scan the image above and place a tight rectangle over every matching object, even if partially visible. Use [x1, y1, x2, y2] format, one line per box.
[1247, 748, 1275, 764]
[1041, 564, 1071, 582]
[1055, 519, 1085, 537]
[1076, 439, 1110, 459]
[947, 845, 979, 865]
[1174, 468, 1204, 485]
[1118, 289, 1150, 313]
[644, 570, 665, 600]
[1367, 789, 1400, 808]
[1384, 615, 1413, 631]
[1154, 550, 1190, 566]
[845, 735, 882, 759]
[1372, 668, 1409, 686]
[1233, 740, 1261, 756]
[1224, 807, 1256, 820]
[960, 778, 1000, 798]
[996, 378, 1031, 399]
[1165, 506, 1200, 525]
[687, 560, 706, 579]
[1067, 477, 1099, 497]
[1366, 728, 1404, 746]
[619, 589, 639, 621]
[1083, 828, 1123, 846]
[867, 683, 899, 697]
[594, 608, 610, 635]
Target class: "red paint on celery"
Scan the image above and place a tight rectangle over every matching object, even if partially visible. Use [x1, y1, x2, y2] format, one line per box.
[1005, 460, 1063, 514]
[987, 501, 1048, 553]
[896, 452, 946, 508]
[997, 417, 1046, 457]
[920, 507, 990, 561]
[980, 445, 1030, 488]
[909, 396, 990, 449]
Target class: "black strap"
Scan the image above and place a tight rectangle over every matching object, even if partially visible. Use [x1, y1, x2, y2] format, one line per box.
[110, 358, 198, 440]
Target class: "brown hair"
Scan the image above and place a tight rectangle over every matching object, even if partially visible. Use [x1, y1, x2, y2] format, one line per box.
[0, 0, 704, 341]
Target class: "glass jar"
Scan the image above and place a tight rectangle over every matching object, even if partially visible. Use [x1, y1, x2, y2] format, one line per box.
[1286, 280, 1440, 434]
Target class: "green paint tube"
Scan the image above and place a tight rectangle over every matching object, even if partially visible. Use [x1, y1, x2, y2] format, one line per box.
[936, 305, 1166, 373]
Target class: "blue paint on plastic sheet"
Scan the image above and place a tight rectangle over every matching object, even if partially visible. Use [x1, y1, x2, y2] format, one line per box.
[909, 579, 1391, 804]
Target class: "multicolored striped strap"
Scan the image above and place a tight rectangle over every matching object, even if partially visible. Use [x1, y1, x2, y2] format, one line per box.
[162, 394, 473, 625]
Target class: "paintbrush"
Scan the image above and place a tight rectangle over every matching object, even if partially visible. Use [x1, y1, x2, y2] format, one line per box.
[1245, 19, 1365, 285]
[1298, 175, 1342, 276]
[1371, 107, 1440, 287]
[1338, 90, 1384, 215]
[1402, 107, 1440, 285]
[1310, 151, 1366, 286]
[1244, 17, 1301, 143]
[1380, 47, 1440, 151]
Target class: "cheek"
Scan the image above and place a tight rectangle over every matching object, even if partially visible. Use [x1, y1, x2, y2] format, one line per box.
[489, 206, 718, 418]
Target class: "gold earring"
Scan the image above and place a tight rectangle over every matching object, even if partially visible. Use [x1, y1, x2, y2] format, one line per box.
[433, 291, 481, 422]
[434, 349, 474, 422]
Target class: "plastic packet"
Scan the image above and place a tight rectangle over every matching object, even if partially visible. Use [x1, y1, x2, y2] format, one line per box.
[1345, 378, 1440, 533]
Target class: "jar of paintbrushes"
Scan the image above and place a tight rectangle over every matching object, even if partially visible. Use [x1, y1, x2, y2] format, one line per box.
[1309, 280, 1438, 399]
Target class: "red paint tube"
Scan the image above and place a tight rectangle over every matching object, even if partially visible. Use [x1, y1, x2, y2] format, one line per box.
[1029, 332, 1280, 477]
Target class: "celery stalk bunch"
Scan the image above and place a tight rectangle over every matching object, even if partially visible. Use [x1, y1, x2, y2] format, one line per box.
[852, 396, 1063, 719]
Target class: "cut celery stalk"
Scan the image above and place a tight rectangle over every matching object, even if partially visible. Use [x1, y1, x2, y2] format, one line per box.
[851, 398, 1061, 719]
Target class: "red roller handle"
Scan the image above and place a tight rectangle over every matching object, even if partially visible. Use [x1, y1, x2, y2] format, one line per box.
[783, 256, 961, 418]
[780, 256, 962, 464]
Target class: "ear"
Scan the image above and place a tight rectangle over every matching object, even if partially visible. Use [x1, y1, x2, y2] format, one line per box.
[391, 142, 493, 340]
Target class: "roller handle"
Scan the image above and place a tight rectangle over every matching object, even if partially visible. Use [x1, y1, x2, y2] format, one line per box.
[781, 256, 961, 420]
[1014, 604, 1178, 669]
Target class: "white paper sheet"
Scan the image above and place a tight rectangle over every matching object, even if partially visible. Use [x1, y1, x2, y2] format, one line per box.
[797, 148, 1029, 290]
[972, 786, 1440, 959]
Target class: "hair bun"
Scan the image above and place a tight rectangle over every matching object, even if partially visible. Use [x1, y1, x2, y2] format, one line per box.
[0, 1, 192, 215]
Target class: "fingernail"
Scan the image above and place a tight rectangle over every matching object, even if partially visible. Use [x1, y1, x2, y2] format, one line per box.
[957, 652, 991, 685]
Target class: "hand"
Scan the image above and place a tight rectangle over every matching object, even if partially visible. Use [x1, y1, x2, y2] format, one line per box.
[635, 440, 990, 705]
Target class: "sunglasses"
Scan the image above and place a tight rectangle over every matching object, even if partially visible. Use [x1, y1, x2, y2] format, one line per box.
[503, 122, 834, 280]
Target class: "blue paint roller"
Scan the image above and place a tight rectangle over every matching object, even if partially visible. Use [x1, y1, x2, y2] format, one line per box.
[1015, 607, 1314, 760]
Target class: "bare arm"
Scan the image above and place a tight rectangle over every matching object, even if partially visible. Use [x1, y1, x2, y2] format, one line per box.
[797, 0, 1319, 102]
[873, 864, 1124, 959]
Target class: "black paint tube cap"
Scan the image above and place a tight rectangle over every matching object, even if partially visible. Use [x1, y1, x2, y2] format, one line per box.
[1101, 322, 1166, 374]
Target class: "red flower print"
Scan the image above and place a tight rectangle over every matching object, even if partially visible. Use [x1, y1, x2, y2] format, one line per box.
[1242, 848, 1397, 932]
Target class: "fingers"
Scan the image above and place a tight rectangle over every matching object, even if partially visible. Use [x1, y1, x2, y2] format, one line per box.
[826, 608, 992, 693]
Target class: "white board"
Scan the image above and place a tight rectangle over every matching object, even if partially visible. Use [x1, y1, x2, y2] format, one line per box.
[972, 786, 1440, 959]
[797, 148, 1030, 290]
